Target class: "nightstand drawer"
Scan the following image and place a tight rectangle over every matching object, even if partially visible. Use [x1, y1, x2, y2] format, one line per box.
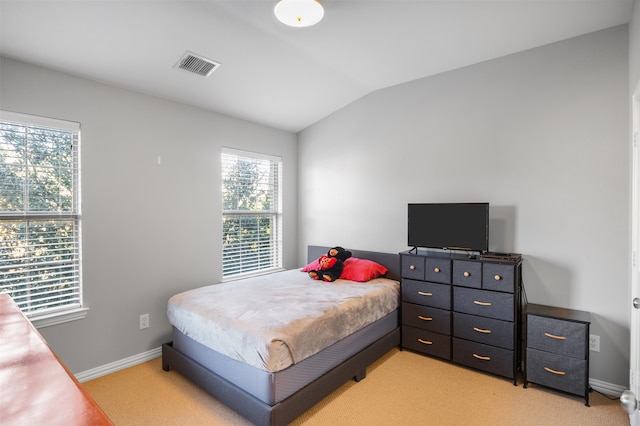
[527, 315, 588, 358]
[526, 348, 587, 396]
[402, 279, 451, 310]
[453, 338, 514, 379]
[453, 312, 514, 350]
[483, 263, 516, 293]
[402, 303, 451, 334]
[402, 255, 425, 280]
[402, 326, 451, 360]
[453, 287, 514, 321]
[452, 260, 482, 288]
[425, 258, 452, 284]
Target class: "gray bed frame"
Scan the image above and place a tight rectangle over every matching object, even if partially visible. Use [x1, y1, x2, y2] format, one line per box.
[162, 245, 401, 426]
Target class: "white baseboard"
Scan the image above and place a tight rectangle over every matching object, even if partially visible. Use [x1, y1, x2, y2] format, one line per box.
[75, 346, 162, 383]
[74, 346, 627, 400]
[590, 378, 627, 397]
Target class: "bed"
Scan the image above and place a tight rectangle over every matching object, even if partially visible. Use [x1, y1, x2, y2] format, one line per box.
[162, 245, 401, 426]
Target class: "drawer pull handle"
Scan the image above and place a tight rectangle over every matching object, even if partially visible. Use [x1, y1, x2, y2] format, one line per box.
[544, 367, 566, 376]
[418, 338, 433, 345]
[434, 267, 440, 273]
[473, 327, 491, 334]
[472, 353, 491, 361]
[418, 315, 433, 321]
[494, 275, 502, 281]
[473, 300, 492, 306]
[464, 271, 470, 277]
[544, 332, 567, 340]
[418, 291, 433, 297]
[410, 265, 416, 270]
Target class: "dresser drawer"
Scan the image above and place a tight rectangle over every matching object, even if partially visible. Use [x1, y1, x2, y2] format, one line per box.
[526, 348, 587, 396]
[483, 263, 516, 293]
[452, 338, 514, 379]
[402, 279, 451, 310]
[402, 326, 451, 360]
[527, 315, 588, 358]
[401, 255, 425, 280]
[452, 260, 482, 288]
[453, 312, 514, 350]
[425, 258, 451, 284]
[453, 287, 514, 321]
[402, 303, 451, 334]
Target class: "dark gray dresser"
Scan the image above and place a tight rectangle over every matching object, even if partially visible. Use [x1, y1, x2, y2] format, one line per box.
[400, 250, 522, 384]
[524, 303, 591, 406]
[401, 252, 453, 360]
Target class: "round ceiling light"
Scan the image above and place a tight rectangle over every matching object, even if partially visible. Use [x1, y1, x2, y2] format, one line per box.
[274, 0, 324, 28]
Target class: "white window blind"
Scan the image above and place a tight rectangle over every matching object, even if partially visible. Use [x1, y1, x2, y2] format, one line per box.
[0, 111, 83, 319]
[221, 148, 282, 279]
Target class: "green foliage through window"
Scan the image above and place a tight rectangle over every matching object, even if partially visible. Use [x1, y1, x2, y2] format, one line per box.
[221, 150, 282, 278]
[0, 111, 82, 316]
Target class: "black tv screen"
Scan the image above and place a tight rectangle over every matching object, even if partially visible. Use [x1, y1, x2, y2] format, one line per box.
[408, 203, 489, 252]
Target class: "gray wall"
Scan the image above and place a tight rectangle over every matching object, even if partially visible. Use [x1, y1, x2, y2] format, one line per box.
[0, 57, 298, 373]
[298, 26, 630, 387]
[631, 1, 640, 90]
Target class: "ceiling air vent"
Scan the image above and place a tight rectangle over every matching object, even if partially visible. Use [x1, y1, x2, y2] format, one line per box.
[174, 51, 220, 77]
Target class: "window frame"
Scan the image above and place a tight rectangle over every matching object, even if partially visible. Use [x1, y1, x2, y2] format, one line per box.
[221, 147, 283, 280]
[0, 110, 87, 327]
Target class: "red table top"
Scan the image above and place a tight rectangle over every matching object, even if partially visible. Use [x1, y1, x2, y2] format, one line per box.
[0, 294, 113, 425]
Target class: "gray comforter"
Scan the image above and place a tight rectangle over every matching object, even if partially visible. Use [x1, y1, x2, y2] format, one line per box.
[167, 269, 399, 372]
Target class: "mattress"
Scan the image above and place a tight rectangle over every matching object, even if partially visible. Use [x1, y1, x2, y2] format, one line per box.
[171, 310, 398, 405]
[167, 268, 399, 373]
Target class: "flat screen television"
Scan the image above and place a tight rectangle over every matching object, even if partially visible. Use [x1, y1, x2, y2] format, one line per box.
[408, 203, 489, 252]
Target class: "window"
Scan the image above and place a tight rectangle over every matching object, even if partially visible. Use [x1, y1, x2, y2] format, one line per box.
[0, 111, 84, 325]
[221, 148, 282, 279]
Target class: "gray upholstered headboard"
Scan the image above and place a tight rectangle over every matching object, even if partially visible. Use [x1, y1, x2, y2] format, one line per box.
[307, 245, 401, 282]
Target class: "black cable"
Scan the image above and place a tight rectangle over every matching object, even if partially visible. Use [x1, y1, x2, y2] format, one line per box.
[591, 387, 621, 401]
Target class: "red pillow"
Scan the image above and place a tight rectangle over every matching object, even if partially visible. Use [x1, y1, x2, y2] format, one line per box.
[300, 258, 321, 272]
[340, 257, 388, 282]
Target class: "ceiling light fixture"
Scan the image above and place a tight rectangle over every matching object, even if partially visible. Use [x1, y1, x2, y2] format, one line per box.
[274, 0, 324, 28]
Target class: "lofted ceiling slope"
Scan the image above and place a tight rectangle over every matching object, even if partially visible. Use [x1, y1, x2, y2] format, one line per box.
[0, 0, 634, 133]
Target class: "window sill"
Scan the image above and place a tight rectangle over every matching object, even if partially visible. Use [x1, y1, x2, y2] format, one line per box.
[30, 307, 89, 329]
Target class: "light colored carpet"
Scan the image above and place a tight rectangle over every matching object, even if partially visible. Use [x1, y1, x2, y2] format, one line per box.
[84, 348, 628, 425]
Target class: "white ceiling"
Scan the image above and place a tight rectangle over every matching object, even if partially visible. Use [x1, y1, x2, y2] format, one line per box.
[0, 0, 634, 133]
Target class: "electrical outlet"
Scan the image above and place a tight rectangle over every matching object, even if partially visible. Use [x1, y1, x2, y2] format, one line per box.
[139, 313, 149, 330]
[589, 334, 600, 352]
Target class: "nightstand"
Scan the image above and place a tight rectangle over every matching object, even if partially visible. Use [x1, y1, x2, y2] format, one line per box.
[524, 303, 591, 406]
